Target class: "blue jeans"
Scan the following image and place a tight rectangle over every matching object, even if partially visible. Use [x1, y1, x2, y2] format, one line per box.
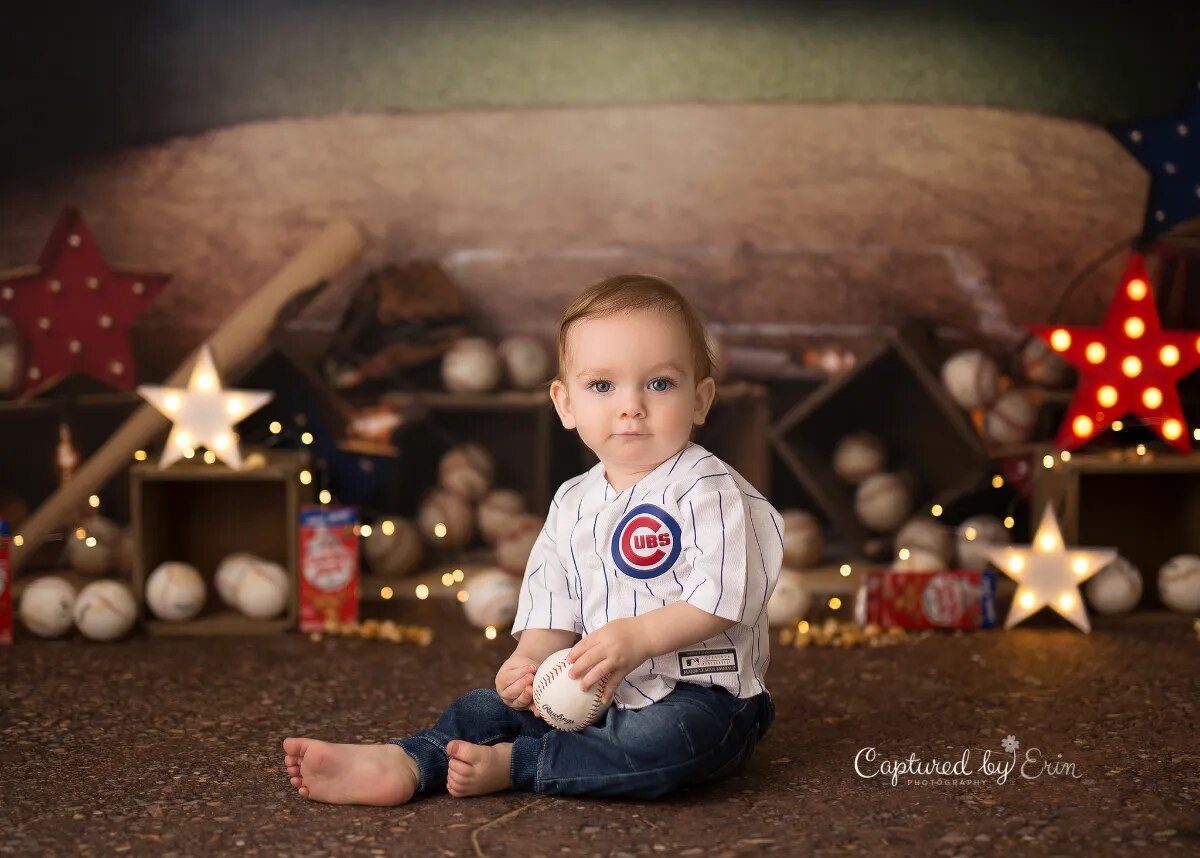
[391, 682, 775, 799]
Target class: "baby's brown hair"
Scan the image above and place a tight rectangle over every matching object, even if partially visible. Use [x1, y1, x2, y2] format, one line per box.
[556, 274, 713, 381]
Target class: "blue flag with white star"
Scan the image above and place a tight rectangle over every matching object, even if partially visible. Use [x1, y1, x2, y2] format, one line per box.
[1110, 80, 1200, 248]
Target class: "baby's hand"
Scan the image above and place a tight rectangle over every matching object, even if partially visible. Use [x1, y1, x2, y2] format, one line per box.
[495, 653, 540, 711]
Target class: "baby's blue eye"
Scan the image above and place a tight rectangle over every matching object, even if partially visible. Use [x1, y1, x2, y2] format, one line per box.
[648, 378, 675, 392]
[588, 380, 614, 394]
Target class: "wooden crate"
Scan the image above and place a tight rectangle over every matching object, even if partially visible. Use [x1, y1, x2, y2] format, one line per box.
[130, 449, 314, 634]
[1033, 449, 1200, 609]
[771, 328, 989, 555]
[381, 389, 577, 517]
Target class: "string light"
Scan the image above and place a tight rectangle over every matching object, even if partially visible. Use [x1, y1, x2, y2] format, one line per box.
[134, 450, 147, 461]
[203, 450, 217, 464]
[456, 590, 469, 603]
[930, 504, 943, 517]
[452, 568, 464, 582]
[1043, 454, 1055, 469]
[380, 586, 393, 600]
[1060, 450, 1071, 462]
[484, 626, 498, 640]
[300, 432, 314, 445]
[897, 548, 911, 561]
[415, 584, 430, 600]
[269, 421, 282, 434]
[381, 520, 395, 536]
[441, 572, 455, 587]
[75, 527, 86, 539]
[319, 489, 332, 504]
[360, 524, 373, 538]
[88, 495, 100, 508]
[828, 597, 842, 610]
[1003, 516, 1015, 529]
[839, 564, 852, 577]
[433, 523, 448, 539]
[13, 535, 23, 547]
[299, 470, 312, 485]
[1113, 420, 1124, 431]
[991, 474, 1004, 488]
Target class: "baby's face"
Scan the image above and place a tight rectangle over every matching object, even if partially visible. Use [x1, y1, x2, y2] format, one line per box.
[552, 308, 714, 478]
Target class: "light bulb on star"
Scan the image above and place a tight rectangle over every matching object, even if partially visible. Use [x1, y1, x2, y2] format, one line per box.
[985, 506, 1116, 633]
[137, 344, 272, 469]
[1030, 253, 1200, 451]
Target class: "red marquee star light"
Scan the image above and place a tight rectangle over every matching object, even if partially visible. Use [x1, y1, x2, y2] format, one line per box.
[0, 208, 168, 398]
[1031, 253, 1200, 452]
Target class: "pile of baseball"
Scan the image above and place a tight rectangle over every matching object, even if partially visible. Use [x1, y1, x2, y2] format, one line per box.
[831, 431, 912, 534]
[413, 443, 541, 573]
[441, 335, 552, 394]
[939, 346, 1043, 445]
[19, 576, 137, 642]
[212, 554, 290, 620]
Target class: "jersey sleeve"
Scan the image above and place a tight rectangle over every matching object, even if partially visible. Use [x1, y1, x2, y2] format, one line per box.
[676, 487, 768, 625]
[510, 493, 583, 639]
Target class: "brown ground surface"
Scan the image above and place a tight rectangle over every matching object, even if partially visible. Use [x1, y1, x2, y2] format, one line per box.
[2, 602, 1197, 858]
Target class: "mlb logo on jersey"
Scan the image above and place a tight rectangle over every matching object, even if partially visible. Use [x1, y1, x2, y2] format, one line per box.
[611, 504, 682, 579]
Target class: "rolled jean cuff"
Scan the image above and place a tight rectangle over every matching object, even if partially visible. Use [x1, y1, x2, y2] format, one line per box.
[511, 735, 541, 791]
[391, 735, 446, 793]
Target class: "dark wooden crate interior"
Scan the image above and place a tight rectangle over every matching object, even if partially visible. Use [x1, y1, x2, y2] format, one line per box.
[1076, 470, 1200, 609]
[777, 346, 985, 539]
[136, 477, 293, 619]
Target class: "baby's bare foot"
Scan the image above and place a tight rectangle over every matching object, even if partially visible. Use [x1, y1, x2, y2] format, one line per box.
[446, 740, 513, 797]
[282, 737, 419, 805]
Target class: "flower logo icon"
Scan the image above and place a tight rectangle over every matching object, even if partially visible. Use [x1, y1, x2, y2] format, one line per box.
[1002, 735, 1020, 754]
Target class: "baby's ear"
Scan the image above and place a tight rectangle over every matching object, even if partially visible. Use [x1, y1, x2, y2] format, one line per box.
[550, 379, 577, 430]
[693, 376, 717, 425]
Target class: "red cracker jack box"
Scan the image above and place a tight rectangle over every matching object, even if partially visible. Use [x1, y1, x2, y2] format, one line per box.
[855, 567, 997, 630]
[0, 520, 12, 645]
[299, 505, 360, 633]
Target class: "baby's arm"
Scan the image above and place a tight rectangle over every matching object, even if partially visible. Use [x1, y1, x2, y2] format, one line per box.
[496, 628, 581, 709]
[566, 603, 734, 699]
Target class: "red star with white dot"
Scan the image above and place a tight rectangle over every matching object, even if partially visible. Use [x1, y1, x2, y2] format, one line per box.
[0, 208, 168, 397]
[1030, 252, 1200, 452]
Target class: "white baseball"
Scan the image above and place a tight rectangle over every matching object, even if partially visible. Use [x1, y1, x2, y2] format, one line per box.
[478, 489, 527, 545]
[984, 390, 1039, 445]
[1018, 336, 1072, 388]
[66, 515, 122, 575]
[19, 576, 76, 638]
[1085, 557, 1142, 615]
[145, 561, 207, 621]
[833, 433, 886, 484]
[438, 444, 495, 501]
[766, 568, 812, 625]
[495, 514, 542, 572]
[894, 516, 953, 566]
[234, 560, 290, 619]
[442, 337, 502, 393]
[418, 488, 475, 548]
[956, 514, 1010, 570]
[73, 580, 137, 641]
[854, 473, 912, 532]
[215, 552, 262, 607]
[497, 335, 551, 389]
[532, 648, 611, 732]
[462, 568, 521, 628]
[941, 349, 1000, 410]
[1158, 554, 1200, 613]
[362, 518, 424, 577]
[780, 509, 823, 568]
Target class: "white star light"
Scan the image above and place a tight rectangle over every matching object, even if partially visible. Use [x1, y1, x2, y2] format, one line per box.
[138, 345, 273, 470]
[985, 506, 1116, 633]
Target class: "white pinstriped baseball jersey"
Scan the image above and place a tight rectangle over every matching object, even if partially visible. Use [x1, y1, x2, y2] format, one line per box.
[511, 442, 783, 710]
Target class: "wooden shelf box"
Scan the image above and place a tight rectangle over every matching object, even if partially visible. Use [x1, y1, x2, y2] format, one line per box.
[130, 449, 314, 635]
[1033, 449, 1200, 609]
[771, 329, 989, 555]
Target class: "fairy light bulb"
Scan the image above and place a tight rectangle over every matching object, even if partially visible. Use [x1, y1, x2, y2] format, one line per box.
[1143, 388, 1163, 409]
[1072, 416, 1093, 438]
[1126, 278, 1148, 301]
[1009, 556, 1025, 575]
[1097, 386, 1118, 408]
[382, 520, 395, 536]
[1050, 329, 1071, 352]
[1124, 317, 1145, 339]
[1163, 419, 1183, 441]
[1121, 356, 1142, 378]
[1160, 345, 1180, 367]
[1085, 342, 1106, 364]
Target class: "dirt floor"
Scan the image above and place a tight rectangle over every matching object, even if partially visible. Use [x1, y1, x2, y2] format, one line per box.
[2, 602, 1198, 857]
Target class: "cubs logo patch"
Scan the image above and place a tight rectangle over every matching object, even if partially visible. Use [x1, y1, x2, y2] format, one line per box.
[610, 504, 682, 579]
